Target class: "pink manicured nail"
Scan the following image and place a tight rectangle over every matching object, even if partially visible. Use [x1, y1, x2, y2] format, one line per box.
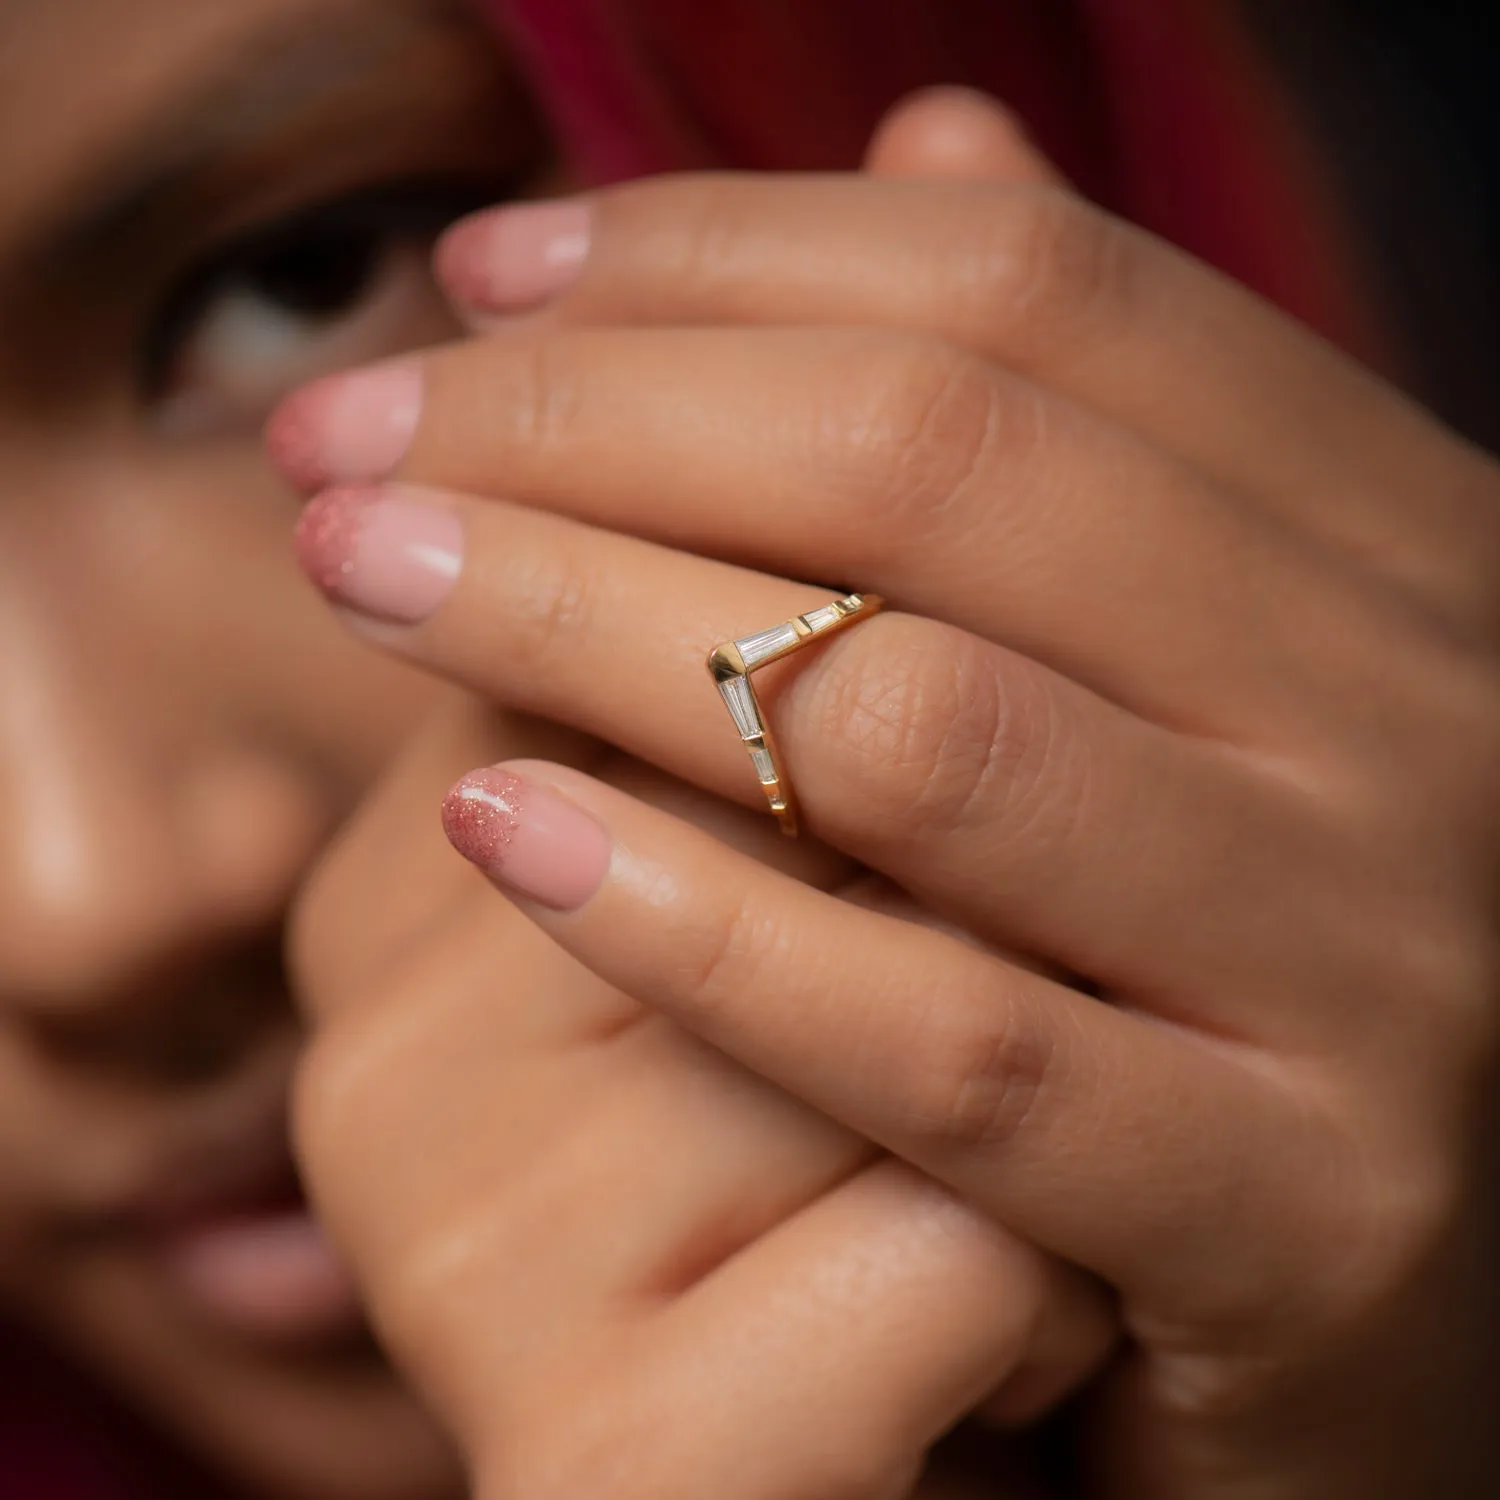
[435, 201, 593, 310]
[442, 768, 611, 911]
[295, 486, 461, 625]
[267, 360, 423, 489]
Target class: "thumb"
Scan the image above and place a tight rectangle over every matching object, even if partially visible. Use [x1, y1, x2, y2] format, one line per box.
[864, 86, 1063, 185]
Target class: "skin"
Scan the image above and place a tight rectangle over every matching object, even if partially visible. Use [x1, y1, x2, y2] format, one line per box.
[279, 104, 1120, 1499]
[0, 0, 557, 1494]
[0, 6, 1059, 1496]
[290, 698, 1109, 1500]
[274, 94, 1500, 1499]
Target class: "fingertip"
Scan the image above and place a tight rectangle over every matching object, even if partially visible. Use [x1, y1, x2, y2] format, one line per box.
[265, 384, 332, 492]
[433, 200, 593, 314]
[266, 360, 423, 491]
[865, 86, 1061, 185]
[441, 764, 612, 912]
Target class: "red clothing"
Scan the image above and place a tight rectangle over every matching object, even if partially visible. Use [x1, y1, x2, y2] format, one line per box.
[0, 1324, 235, 1499]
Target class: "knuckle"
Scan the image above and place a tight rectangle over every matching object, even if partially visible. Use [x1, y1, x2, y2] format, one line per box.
[809, 619, 1065, 843]
[675, 889, 775, 1014]
[835, 337, 1004, 546]
[427, 334, 584, 488]
[497, 334, 586, 459]
[984, 187, 1131, 356]
[908, 636, 1066, 841]
[902, 974, 1059, 1157]
[366, 1209, 513, 1376]
[290, 991, 423, 1200]
[292, 1001, 533, 1364]
[1324, 1142, 1468, 1321]
[601, 172, 759, 303]
[503, 527, 601, 677]
[1233, 1082, 1473, 1336]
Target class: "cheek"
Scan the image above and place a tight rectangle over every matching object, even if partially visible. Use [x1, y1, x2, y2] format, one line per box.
[95, 447, 446, 779]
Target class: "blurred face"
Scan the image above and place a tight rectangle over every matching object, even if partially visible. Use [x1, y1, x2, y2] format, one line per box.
[0, 1, 553, 1495]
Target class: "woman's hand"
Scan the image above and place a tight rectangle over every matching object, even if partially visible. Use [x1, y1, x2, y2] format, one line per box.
[290, 695, 1111, 1499]
[270, 92, 1500, 1497]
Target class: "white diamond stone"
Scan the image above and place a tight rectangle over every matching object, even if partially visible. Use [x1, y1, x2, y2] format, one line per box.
[718, 674, 762, 737]
[800, 603, 844, 633]
[749, 746, 778, 784]
[735, 621, 801, 669]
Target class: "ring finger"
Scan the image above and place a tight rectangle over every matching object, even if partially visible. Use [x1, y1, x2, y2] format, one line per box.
[435, 758, 1317, 1319]
[297, 893, 1110, 1491]
[273, 324, 1395, 752]
[292, 484, 1359, 1048]
[434, 172, 1499, 616]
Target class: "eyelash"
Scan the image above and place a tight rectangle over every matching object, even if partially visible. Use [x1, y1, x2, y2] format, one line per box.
[137, 174, 507, 400]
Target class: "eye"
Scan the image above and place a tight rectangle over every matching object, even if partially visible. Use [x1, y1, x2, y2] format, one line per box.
[143, 180, 495, 435]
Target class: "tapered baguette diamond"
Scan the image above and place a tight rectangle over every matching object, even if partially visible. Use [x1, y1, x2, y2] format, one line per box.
[718, 673, 762, 737]
[709, 593, 882, 837]
[799, 603, 845, 633]
[735, 621, 801, 669]
[749, 746, 778, 783]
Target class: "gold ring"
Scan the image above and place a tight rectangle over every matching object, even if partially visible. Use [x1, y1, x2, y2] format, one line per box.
[707, 593, 884, 837]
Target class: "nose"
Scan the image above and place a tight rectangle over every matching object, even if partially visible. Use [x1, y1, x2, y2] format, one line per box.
[0, 587, 319, 1019]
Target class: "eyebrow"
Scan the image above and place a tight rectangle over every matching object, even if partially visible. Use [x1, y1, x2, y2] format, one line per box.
[35, 0, 484, 268]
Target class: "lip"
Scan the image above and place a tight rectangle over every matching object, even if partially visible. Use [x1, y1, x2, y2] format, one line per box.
[79, 1035, 365, 1345]
[142, 1176, 364, 1346]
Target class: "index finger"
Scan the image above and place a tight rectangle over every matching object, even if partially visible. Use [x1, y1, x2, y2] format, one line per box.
[434, 173, 1496, 613]
[439, 759, 1322, 1321]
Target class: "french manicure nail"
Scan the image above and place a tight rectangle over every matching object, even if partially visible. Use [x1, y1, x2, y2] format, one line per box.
[267, 359, 423, 488]
[295, 486, 462, 625]
[435, 200, 593, 311]
[441, 768, 611, 911]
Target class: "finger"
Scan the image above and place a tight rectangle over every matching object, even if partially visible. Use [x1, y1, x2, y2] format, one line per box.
[292, 482, 1362, 1047]
[423, 174, 1496, 615]
[288, 692, 594, 1019]
[437, 760, 1315, 1315]
[598, 1160, 1111, 1500]
[863, 87, 1062, 184]
[297, 886, 1112, 1491]
[290, 686, 853, 1022]
[295, 904, 867, 1432]
[275, 324, 1398, 750]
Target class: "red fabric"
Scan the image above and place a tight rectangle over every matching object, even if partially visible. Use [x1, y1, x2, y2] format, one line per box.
[493, 0, 1116, 191]
[489, 0, 1389, 365]
[0, 1324, 234, 1500]
[1076, 0, 1387, 370]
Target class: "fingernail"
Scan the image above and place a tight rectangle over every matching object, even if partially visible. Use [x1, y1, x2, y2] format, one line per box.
[435, 200, 593, 311]
[441, 768, 611, 911]
[267, 359, 423, 488]
[295, 486, 462, 625]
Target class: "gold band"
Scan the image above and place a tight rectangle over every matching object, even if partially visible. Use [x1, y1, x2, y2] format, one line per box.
[707, 593, 884, 837]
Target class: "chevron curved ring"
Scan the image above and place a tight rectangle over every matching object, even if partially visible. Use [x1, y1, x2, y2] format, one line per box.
[707, 593, 885, 837]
